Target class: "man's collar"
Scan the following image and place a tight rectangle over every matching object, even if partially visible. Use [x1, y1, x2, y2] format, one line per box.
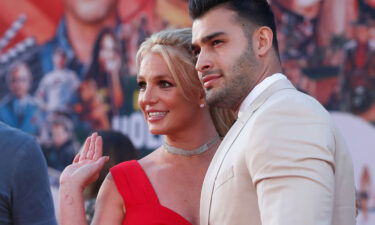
[238, 73, 287, 118]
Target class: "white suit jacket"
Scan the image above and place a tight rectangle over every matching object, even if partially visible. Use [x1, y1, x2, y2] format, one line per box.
[200, 78, 356, 225]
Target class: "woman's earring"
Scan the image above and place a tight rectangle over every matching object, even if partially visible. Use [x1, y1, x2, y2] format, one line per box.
[200, 103, 205, 108]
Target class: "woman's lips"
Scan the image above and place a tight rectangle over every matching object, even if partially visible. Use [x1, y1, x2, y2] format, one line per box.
[147, 111, 168, 122]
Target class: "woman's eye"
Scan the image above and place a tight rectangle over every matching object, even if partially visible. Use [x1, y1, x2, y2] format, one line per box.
[159, 80, 173, 88]
[137, 81, 146, 91]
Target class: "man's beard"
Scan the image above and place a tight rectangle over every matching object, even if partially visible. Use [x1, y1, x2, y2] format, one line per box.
[205, 45, 258, 110]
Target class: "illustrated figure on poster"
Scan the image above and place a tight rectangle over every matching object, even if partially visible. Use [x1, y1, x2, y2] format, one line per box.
[35, 48, 80, 118]
[75, 28, 124, 131]
[74, 79, 110, 131]
[358, 0, 375, 23]
[343, 19, 375, 117]
[38, 0, 121, 79]
[85, 28, 124, 114]
[41, 113, 78, 172]
[271, 0, 323, 60]
[0, 61, 40, 135]
[358, 165, 372, 224]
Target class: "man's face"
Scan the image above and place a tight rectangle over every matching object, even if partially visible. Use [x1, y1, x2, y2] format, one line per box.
[63, 0, 117, 24]
[192, 7, 259, 110]
[9, 65, 31, 98]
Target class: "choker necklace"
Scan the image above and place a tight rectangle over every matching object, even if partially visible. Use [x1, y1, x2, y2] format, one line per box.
[163, 134, 220, 156]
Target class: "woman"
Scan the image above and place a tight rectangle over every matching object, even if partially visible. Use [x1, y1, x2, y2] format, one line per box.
[59, 28, 235, 225]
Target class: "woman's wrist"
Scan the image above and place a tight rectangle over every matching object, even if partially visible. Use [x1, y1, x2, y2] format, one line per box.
[59, 177, 86, 192]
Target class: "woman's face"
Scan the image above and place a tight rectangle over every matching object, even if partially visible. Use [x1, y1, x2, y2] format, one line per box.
[137, 53, 200, 135]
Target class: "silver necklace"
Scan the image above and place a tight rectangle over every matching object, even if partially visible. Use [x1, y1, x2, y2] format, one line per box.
[163, 134, 220, 156]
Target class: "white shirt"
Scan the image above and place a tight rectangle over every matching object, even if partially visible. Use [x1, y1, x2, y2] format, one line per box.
[238, 73, 287, 118]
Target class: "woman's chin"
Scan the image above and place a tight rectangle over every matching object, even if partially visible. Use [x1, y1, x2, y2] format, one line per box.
[149, 128, 163, 135]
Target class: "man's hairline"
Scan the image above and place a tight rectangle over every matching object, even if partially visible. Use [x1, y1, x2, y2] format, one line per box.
[191, 4, 256, 44]
[193, 2, 261, 41]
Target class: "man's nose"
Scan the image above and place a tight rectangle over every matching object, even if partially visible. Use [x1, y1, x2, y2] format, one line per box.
[195, 50, 213, 73]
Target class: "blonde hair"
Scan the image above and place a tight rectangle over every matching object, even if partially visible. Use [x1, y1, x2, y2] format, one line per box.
[136, 28, 235, 137]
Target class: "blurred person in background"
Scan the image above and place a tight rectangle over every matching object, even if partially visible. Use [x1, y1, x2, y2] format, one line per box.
[0, 61, 40, 135]
[0, 121, 57, 225]
[42, 114, 78, 172]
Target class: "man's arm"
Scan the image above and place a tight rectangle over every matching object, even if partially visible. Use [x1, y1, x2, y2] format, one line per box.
[246, 96, 336, 225]
[11, 136, 57, 225]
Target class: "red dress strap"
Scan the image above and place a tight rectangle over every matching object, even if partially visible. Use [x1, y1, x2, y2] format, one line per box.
[110, 160, 159, 207]
[110, 160, 193, 225]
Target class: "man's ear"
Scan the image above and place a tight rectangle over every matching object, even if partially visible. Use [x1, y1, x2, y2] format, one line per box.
[253, 26, 273, 57]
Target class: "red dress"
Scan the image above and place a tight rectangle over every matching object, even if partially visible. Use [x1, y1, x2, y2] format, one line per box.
[110, 160, 193, 225]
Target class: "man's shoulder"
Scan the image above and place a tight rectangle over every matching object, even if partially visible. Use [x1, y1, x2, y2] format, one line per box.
[266, 85, 319, 105]
[0, 122, 39, 152]
[260, 87, 331, 121]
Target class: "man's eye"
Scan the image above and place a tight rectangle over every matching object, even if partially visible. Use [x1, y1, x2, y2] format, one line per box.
[137, 81, 146, 91]
[159, 80, 173, 88]
[212, 40, 223, 46]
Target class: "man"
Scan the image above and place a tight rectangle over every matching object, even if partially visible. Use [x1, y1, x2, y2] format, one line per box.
[0, 61, 40, 135]
[0, 121, 57, 224]
[189, 0, 356, 224]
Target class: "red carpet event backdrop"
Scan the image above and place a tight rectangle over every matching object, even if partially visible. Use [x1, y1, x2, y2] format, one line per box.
[0, 0, 374, 223]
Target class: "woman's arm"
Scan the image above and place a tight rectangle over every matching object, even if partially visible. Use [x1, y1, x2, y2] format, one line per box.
[58, 133, 108, 225]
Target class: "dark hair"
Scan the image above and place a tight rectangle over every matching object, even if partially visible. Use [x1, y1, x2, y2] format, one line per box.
[189, 0, 279, 56]
[85, 130, 138, 199]
[85, 27, 125, 85]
